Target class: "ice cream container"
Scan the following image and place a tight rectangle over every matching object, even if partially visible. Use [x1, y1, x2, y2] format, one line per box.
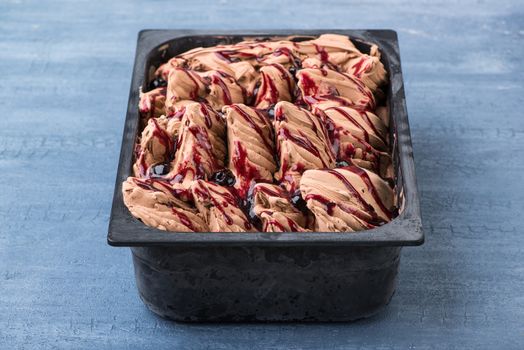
[108, 30, 423, 322]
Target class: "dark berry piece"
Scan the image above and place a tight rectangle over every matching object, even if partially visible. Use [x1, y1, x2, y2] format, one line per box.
[149, 77, 167, 90]
[274, 156, 280, 169]
[290, 190, 308, 213]
[248, 208, 262, 230]
[293, 86, 305, 102]
[247, 88, 259, 106]
[289, 66, 297, 76]
[151, 163, 170, 176]
[244, 195, 262, 230]
[246, 94, 254, 106]
[336, 161, 350, 168]
[172, 136, 179, 152]
[210, 169, 236, 186]
[267, 105, 275, 119]
[324, 118, 335, 133]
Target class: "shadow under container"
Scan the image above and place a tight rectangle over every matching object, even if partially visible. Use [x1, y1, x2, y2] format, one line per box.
[108, 30, 424, 322]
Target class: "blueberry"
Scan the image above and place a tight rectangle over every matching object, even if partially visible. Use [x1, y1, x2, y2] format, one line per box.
[267, 105, 275, 119]
[290, 190, 308, 213]
[151, 163, 170, 176]
[336, 161, 350, 168]
[149, 77, 167, 90]
[210, 169, 236, 186]
[248, 208, 262, 230]
[247, 88, 259, 106]
[243, 195, 262, 231]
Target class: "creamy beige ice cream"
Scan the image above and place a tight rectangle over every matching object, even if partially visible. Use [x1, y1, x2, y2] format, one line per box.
[165, 68, 245, 115]
[297, 68, 376, 111]
[122, 177, 208, 232]
[156, 34, 386, 93]
[165, 102, 226, 188]
[299, 166, 395, 232]
[139, 87, 166, 121]
[254, 64, 295, 109]
[124, 34, 395, 233]
[133, 115, 178, 177]
[252, 183, 309, 232]
[191, 180, 255, 232]
[318, 106, 393, 179]
[274, 101, 335, 192]
[223, 104, 276, 197]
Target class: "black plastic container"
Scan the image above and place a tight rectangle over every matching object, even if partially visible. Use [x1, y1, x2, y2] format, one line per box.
[108, 30, 424, 322]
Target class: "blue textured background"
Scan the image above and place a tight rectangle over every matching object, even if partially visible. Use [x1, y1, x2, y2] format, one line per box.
[1, 0, 523, 349]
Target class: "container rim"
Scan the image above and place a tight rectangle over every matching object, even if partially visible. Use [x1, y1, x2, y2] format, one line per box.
[107, 29, 424, 247]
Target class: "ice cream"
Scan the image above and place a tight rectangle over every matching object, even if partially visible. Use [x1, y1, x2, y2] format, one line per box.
[165, 102, 226, 188]
[319, 106, 393, 179]
[165, 68, 245, 115]
[139, 87, 166, 121]
[124, 34, 396, 233]
[191, 180, 255, 232]
[251, 183, 310, 232]
[299, 166, 395, 232]
[133, 115, 178, 177]
[254, 63, 295, 109]
[273, 101, 335, 192]
[122, 177, 208, 232]
[296, 68, 376, 111]
[223, 104, 276, 198]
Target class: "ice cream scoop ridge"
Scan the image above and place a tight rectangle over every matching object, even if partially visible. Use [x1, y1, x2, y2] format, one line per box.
[191, 180, 255, 232]
[133, 115, 178, 177]
[274, 101, 335, 193]
[164, 102, 226, 188]
[252, 183, 310, 232]
[139, 87, 166, 122]
[122, 177, 208, 232]
[223, 104, 276, 198]
[300, 166, 395, 232]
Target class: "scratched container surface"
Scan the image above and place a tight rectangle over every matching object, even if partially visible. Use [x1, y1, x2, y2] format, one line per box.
[107, 30, 423, 322]
[2, 0, 524, 348]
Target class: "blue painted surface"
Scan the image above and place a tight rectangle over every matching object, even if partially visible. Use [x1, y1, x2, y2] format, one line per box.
[1, 0, 523, 349]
